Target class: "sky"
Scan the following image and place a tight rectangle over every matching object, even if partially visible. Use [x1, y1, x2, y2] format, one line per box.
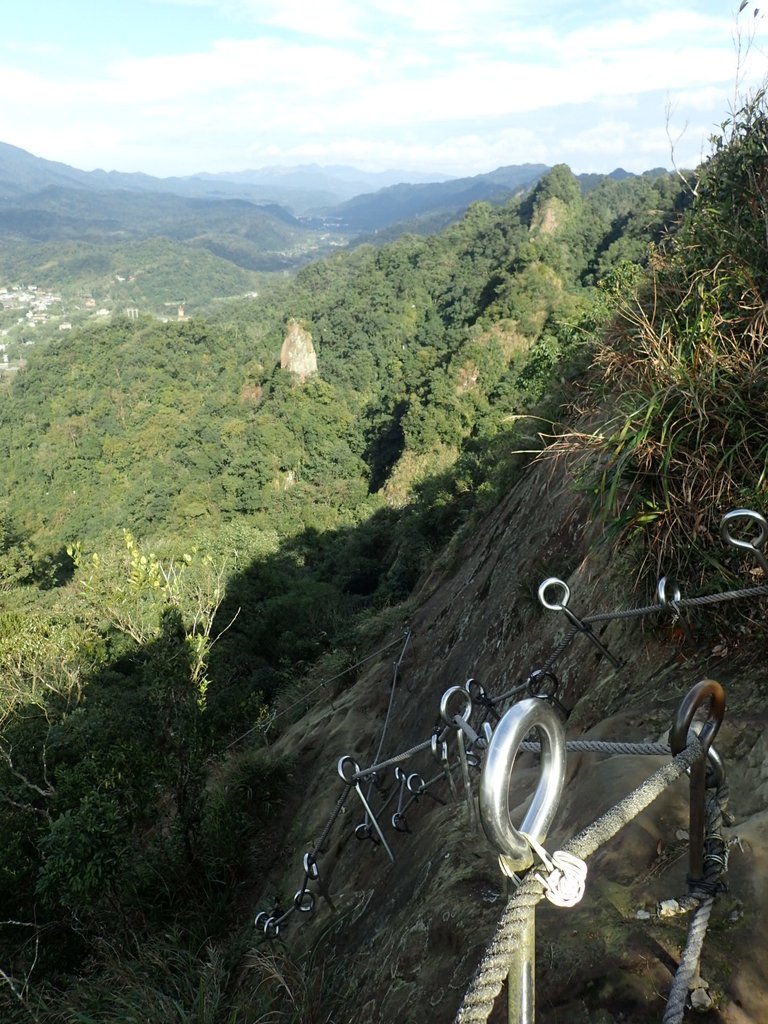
[1, 0, 766, 179]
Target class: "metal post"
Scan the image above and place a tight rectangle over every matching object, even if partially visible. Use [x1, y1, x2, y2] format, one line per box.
[507, 906, 535, 1024]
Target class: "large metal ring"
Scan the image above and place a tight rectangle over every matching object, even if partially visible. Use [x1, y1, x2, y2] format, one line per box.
[669, 680, 725, 757]
[479, 697, 566, 874]
[440, 685, 473, 726]
[538, 577, 570, 611]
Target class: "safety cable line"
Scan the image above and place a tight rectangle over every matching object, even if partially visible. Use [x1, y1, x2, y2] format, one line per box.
[583, 582, 768, 625]
[454, 736, 704, 1024]
[364, 631, 412, 807]
[255, 567, 766, 944]
[352, 738, 433, 782]
[225, 631, 410, 751]
[521, 739, 671, 755]
[370, 631, 412, 770]
[311, 785, 350, 859]
[489, 581, 768, 694]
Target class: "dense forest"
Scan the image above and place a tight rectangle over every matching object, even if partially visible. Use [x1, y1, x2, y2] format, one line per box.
[3, 120, 758, 1019]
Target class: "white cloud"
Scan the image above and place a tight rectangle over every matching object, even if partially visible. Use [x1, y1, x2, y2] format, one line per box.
[0, 0, 764, 175]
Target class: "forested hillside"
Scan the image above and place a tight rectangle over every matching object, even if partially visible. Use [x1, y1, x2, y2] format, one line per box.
[0, 160, 694, 1019]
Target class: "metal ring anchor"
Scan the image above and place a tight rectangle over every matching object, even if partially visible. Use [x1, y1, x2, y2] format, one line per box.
[527, 669, 569, 718]
[294, 889, 316, 913]
[721, 508, 768, 575]
[440, 685, 473, 726]
[538, 578, 621, 668]
[479, 697, 566, 875]
[669, 679, 726, 883]
[441, 686, 479, 826]
[338, 755, 395, 862]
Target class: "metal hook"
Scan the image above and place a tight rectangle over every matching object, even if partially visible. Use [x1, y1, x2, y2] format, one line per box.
[721, 508, 768, 576]
[538, 578, 622, 668]
[527, 669, 569, 718]
[465, 677, 502, 722]
[479, 697, 567, 876]
[669, 680, 726, 883]
[303, 852, 320, 882]
[431, 727, 458, 800]
[391, 811, 411, 833]
[669, 679, 725, 758]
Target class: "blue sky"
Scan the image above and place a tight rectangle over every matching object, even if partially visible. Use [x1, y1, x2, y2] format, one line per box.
[1, 0, 766, 178]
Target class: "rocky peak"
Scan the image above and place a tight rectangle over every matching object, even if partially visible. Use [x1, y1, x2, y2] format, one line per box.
[280, 318, 317, 382]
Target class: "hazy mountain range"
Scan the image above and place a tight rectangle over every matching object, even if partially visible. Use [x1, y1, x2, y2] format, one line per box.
[0, 140, 666, 228]
[0, 141, 454, 213]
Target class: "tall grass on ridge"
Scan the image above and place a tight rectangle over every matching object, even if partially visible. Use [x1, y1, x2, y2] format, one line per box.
[586, 89, 768, 582]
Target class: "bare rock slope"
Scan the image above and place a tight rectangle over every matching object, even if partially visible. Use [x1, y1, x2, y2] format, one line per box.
[258, 451, 768, 1023]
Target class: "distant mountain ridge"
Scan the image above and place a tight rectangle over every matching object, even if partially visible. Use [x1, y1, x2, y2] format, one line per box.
[0, 141, 671, 278]
[325, 163, 550, 231]
[0, 142, 452, 213]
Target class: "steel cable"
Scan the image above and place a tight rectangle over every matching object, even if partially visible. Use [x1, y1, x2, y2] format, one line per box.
[521, 739, 671, 755]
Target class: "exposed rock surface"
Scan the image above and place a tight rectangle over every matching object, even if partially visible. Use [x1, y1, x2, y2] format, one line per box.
[252, 451, 768, 1023]
[280, 318, 317, 382]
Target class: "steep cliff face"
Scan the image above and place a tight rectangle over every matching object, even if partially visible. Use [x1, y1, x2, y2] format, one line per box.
[253, 447, 768, 1023]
